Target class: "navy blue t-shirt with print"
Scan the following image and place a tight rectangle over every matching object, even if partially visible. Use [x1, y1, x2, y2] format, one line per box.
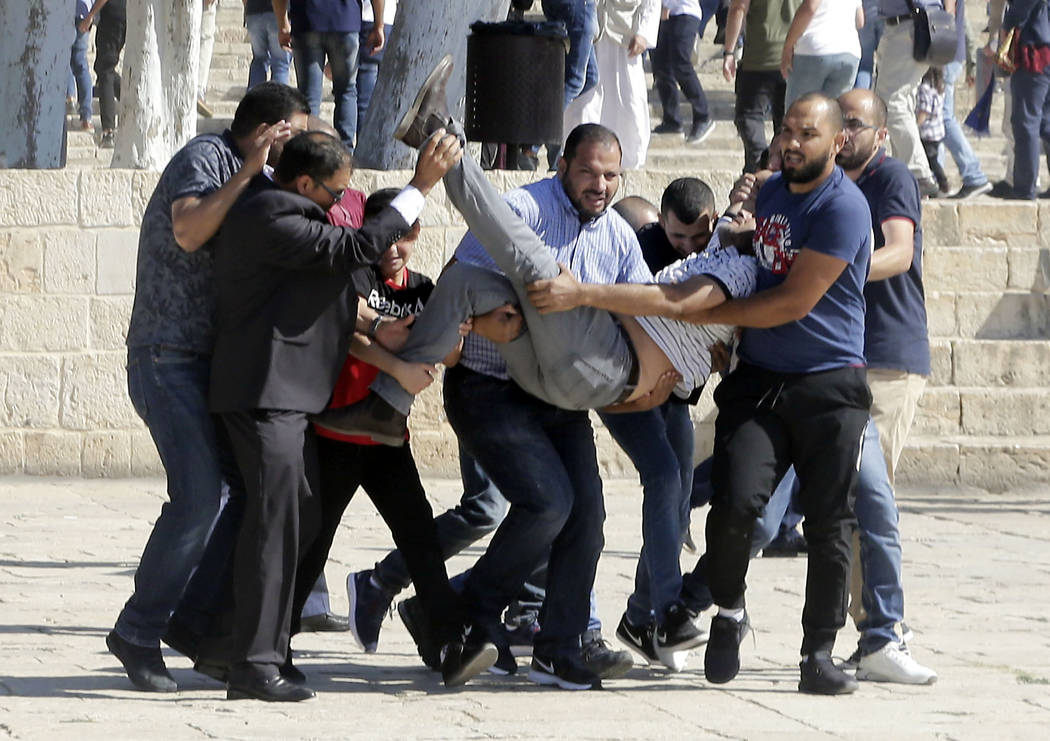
[857, 149, 930, 376]
[289, 0, 362, 34]
[739, 167, 872, 374]
[126, 132, 244, 354]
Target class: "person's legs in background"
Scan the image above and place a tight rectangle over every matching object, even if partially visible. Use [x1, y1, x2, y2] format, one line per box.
[197, 0, 217, 117]
[70, 21, 93, 130]
[356, 22, 390, 136]
[292, 31, 326, 117]
[321, 31, 360, 149]
[941, 60, 991, 196]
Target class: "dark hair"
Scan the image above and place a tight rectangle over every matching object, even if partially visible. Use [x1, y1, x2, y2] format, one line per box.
[921, 66, 945, 95]
[364, 187, 402, 220]
[869, 92, 888, 129]
[791, 92, 845, 133]
[660, 177, 715, 224]
[562, 123, 621, 164]
[230, 82, 310, 138]
[275, 131, 350, 183]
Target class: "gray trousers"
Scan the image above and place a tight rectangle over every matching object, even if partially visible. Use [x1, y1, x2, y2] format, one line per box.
[371, 140, 634, 414]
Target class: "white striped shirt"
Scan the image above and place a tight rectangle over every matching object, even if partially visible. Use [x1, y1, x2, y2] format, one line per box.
[455, 176, 653, 379]
[637, 243, 758, 397]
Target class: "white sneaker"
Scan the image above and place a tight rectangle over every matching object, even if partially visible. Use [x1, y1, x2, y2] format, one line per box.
[856, 642, 937, 685]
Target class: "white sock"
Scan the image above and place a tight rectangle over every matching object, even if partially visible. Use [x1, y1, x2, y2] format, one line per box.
[717, 607, 745, 622]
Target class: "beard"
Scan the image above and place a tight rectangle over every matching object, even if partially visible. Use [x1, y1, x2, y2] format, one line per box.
[836, 144, 873, 171]
[781, 149, 832, 184]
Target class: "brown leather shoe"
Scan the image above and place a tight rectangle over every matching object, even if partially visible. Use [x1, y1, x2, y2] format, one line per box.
[393, 54, 453, 149]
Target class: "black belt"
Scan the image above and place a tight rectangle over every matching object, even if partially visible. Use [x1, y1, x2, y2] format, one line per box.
[613, 323, 641, 404]
[884, 13, 913, 26]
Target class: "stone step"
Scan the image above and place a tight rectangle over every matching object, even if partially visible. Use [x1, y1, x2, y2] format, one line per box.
[929, 338, 1050, 387]
[915, 386, 1050, 437]
[899, 434, 1050, 491]
[927, 291, 1050, 340]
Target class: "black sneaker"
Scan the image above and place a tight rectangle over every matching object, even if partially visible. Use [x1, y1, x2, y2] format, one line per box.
[686, 119, 716, 144]
[528, 649, 602, 690]
[440, 638, 498, 687]
[917, 177, 941, 199]
[488, 642, 519, 676]
[799, 650, 859, 695]
[654, 602, 707, 671]
[988, 180, 1015, 198]
[703, 611, 750, 684]
[311, 394, 408, 447]
[99, 129, 115, 149]
[106, 630, 178, 692]
[615, 613, 658, 665]
[652, 121, 683, 135]
[761, 528, 807, 557]
[347, 569, 394, 653]
[581, 630, 634, 680]
[397, 596, 441, 670]
[950, 181, 993, 199]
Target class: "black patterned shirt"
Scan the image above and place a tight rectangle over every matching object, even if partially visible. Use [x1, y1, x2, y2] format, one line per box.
[126, 132, 244, 354]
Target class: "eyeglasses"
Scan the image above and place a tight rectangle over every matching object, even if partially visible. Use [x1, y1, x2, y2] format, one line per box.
[314, 179, 345, 204]
[844, 118, 877, 134]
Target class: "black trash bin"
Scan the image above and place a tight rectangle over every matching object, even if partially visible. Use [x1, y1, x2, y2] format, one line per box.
[464, 21, 566, 145]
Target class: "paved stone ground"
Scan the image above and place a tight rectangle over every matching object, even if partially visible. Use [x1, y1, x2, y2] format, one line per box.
[1, 476, 1049, 740]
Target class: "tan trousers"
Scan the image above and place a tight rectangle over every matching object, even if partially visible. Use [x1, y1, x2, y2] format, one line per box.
[848, 368, 927, 629]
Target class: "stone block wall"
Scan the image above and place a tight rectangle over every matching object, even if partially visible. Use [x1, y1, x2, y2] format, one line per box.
[2, 170, 1049, 485]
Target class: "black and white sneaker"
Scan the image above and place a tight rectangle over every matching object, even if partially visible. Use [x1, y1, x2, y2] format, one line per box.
[528, 649, 602, 690]
[654, 602, 707, 671]
[440, 639, 498, 688]
[615, 613, 658, 665]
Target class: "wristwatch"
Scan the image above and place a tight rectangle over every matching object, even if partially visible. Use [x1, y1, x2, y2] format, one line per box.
[367, 315, 384, 339]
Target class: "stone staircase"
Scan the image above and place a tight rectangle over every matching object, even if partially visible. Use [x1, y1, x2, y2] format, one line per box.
[57, 0, 1050, 489]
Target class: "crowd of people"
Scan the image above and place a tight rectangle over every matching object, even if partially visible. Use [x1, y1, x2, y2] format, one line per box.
[66, 1, 1048, 199]
[109, 11, 964, 699]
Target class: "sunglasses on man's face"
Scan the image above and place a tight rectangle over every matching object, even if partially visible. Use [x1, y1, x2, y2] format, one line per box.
[314, 179, 345, 203]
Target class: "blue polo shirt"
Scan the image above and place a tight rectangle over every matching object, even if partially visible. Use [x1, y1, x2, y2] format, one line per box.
[289, 0, 362, 34]
[857, 149, 930, 376]
[739, 168, 872, 374]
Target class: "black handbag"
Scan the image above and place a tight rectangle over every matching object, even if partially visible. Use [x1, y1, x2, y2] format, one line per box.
[906, 0, 957, 65]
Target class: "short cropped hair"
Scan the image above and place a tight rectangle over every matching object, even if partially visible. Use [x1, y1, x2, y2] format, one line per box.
[230, 82, 310, 138]
[791, 92, 845, 133]
[562, 123, 621, 164]
[275, 131, 350, 183]
[660, 178, 716, 224]
[364, 187, 402, 220]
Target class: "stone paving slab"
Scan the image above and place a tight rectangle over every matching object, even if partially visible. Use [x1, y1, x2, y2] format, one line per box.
[1, 476, 1049, 740]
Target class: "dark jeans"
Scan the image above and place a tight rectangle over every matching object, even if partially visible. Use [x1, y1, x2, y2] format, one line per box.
[291, 436, 466, 644]
[93, 0, 126, 131]
[444, 364, 605, 654]
[652, 14, 710, 129]
[1010, 65, 1050, 200]
[704, 362, 871, 655]
[115, 347, 243, 647]
[222, 409, 323, 668]
[600, 401, 693, 625]
[733, 67, 785, 173]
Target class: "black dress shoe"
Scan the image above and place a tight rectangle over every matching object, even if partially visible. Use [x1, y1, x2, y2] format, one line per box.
[311, 393, 408, 447]
[106, 630, 178, 693]
[393, 55, 453, 149]
[227, 664, 315, 702]
[280, 653, 307, 685]
[299, 612, 350, 633]
[193, 657, 229, 683]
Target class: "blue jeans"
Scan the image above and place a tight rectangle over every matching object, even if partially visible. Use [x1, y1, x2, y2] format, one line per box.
[940, 60, 988, 188]
[246, 11, 291, 89]
[356, 22, 390, 135]
[542, 0, 599, 106]
[1009, 65, 1050, 200]
[115, 347, 244, 646]
[601, 401, 693, 625]
[758, 420, 903, 653]
[785, 53, 860, 108]
[292, 30, 360, 147]
[854, 2, 882, 89]
[69, 24, 92, 122]
[445, 365, 605, 654]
